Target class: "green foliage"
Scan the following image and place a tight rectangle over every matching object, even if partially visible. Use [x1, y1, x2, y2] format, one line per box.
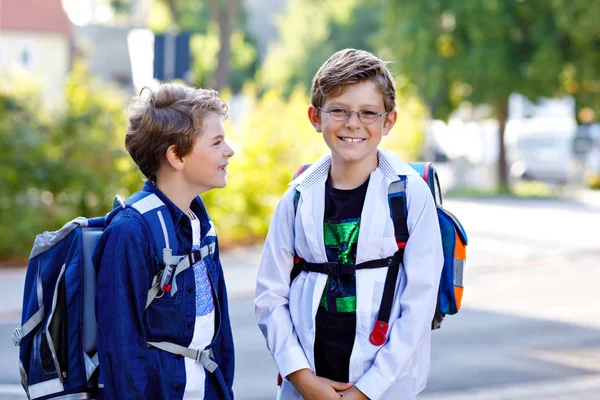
[190, 26, 258, 92]
[258, 0, 384, 95]
[381, 0, 600, 120]
[0, 63, 137, 260]
[201, 87, 328, 246]
[148, 0, 258, 93]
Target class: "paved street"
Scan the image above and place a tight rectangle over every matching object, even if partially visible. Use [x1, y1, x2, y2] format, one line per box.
[0, 196, 599, 399]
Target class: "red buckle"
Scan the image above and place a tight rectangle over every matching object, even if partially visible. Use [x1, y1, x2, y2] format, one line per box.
[277, 373, 282, 386]
[369, 320, 388, 346]
[162, 283, 172, 293]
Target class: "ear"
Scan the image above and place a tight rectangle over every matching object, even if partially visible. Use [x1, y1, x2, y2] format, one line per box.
[308, 105, 322, 132]
[164, 144, 185, 171]
[382, 110, 397, 137]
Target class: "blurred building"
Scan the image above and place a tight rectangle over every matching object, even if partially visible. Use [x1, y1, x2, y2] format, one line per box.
[74, 25, 134, 92]
[0, 0, 72, 104]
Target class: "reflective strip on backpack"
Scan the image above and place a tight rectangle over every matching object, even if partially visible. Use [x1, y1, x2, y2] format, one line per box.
[30, 217, 89, 259]
[454, 258, 465, 287]
[147, 341, 218, 373]
[83, 352, 99, 381]
[156, 211, 170, 249]
[45, 264, 67, 383]
[132, 194, 171, 249]
[131, 193, 164, 215]
[13, 259, 45, 346]
[28, 378, 64, 399]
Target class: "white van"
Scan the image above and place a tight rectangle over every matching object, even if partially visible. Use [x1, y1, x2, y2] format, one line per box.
[505, 117, 577, 184]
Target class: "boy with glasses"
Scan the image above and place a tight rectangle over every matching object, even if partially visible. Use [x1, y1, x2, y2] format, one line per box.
[255, 49, 443, 400]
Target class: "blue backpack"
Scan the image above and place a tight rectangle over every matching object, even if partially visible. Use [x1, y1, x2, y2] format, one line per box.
[290, 162, 467, 342]
[12, 191, 217, 399]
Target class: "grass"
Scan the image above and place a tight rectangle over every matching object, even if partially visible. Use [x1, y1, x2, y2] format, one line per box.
[446, 181, 564, 200]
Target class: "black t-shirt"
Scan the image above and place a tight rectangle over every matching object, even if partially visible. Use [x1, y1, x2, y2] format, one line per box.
[314, 175, 369, 382]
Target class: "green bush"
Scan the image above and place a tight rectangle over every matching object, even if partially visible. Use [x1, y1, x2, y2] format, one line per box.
[0, 64, 138, 261]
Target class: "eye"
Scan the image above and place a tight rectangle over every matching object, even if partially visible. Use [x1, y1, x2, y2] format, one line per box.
[361, 110, 378, 116]
[213, 139, 223, 146]
[330, 108, 349, 114]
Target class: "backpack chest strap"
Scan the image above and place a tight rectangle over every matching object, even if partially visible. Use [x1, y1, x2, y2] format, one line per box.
[292, 250, 404, 279]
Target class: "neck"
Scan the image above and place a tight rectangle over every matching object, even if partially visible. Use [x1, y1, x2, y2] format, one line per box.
[154, 171, 198, 214]
[329, 153, 378, 189]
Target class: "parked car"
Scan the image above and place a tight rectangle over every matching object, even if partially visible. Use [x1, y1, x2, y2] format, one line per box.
[505, 117, 578, 184]
[573, 123, 600, 188]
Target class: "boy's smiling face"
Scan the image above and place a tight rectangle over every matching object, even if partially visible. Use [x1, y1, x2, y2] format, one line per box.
[309, 80, 396, 168]
[181, 112, 234, 193]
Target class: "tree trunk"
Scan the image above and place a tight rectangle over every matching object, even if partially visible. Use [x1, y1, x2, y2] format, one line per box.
[208, 0, 239, 90]
[494, 98, 510, 190]
[164, 0, 179, 26]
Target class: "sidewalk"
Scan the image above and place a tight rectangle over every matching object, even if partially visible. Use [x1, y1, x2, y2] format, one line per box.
[2, 240, 600, 399]
[420, 373, 600, 400]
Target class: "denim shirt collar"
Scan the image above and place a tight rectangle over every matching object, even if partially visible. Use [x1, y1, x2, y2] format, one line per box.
[141, 180, 210, 232]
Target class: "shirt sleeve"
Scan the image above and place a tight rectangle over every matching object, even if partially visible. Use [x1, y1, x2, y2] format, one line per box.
[356, 175, 444, 399]
[254, 187, 312, 379]
[94, 210, 153, 399]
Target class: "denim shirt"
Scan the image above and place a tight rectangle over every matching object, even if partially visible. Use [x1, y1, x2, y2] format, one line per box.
[93, 181, 235, 400]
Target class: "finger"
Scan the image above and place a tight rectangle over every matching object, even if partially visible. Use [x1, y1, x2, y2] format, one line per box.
[329, 380, 354, 391]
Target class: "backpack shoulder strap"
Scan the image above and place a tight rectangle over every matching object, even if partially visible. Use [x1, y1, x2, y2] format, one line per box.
[369, 175, 410, 345]
[292, 163, 312, 214]
[387, 175, 409, 247]
[117, 192, 197, 305]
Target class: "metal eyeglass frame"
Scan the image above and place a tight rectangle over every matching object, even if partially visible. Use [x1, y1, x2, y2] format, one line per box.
[317, 106, 388, 124]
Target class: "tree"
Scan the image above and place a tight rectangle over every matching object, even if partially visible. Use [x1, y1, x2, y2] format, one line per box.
[109, 0, 256, 91]
[382, 0, 600, 188]
[206, 0, 240, 90]
[259, 0, 383, 94]
[152, 0, 251, 90]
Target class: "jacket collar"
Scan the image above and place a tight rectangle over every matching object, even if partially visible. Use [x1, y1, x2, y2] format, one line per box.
[289, 149, 419, 192]
[141, 180, 210, 228]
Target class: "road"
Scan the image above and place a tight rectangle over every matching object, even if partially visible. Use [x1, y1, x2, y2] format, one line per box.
[1, 197, 599, 399]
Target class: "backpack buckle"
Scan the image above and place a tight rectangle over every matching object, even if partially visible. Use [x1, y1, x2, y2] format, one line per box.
[323, 262, 341, 276]
[195, 348, 218, 373]
[12, 328, 23, 347]
[369, 320, 389, 346]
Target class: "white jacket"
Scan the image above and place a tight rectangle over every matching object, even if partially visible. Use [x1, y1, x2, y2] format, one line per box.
[255, 149, 444, 400]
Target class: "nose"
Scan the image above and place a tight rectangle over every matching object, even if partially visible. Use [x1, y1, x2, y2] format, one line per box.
[224, 141, 235, 158]
[345, 110, 361, 128]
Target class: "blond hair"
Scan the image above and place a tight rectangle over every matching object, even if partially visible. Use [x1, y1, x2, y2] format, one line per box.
[125, 83, 228, 182]
[311, 49, 396, 112]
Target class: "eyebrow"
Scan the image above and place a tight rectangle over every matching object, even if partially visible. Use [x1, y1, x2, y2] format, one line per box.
[210, 134, 225, 141]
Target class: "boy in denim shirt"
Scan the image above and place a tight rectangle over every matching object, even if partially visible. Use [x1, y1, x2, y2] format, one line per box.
[255, 49, 443, 400]
[94, 83, 235, 399]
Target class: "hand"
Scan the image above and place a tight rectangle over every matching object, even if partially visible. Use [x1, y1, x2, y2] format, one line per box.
[288, 369, 353, 400]
[338, 386, 369, 400]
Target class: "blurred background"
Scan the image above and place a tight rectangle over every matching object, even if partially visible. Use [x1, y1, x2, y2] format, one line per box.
[0, 0, 599, 399]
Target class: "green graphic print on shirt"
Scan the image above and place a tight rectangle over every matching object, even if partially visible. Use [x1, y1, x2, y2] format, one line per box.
[320, 218, 361, 313]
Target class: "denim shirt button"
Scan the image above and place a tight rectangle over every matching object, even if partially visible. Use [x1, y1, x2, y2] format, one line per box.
[175, 383, 182, 391]
[187, 286, 193, 293]
[187, 323, 193, 329]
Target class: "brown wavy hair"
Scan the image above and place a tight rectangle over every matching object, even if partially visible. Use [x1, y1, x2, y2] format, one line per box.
[125, 83, 227, 183]
[311, 48, 396, 113]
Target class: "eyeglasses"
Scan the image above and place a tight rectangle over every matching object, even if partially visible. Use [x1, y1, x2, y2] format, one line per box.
[317, 106, 388, 124]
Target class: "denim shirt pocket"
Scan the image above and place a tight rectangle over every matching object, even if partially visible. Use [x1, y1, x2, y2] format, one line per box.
[152, 273, 185, 308]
